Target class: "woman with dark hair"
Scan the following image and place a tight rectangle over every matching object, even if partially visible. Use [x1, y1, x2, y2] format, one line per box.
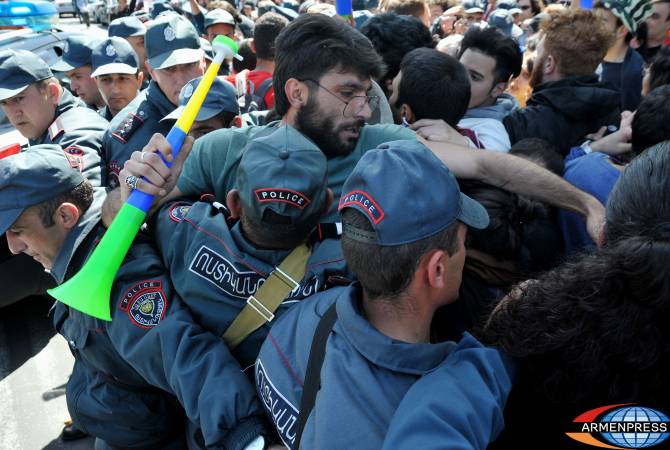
[642, 45, 670, 96]
[483, 141, 670, 449]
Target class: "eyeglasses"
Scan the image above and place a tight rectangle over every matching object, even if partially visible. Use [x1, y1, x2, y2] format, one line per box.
[301, 78, 380, 118]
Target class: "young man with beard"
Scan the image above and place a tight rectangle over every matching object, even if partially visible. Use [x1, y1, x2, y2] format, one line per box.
[503, 9, 622, 156]
[123, 14, 606, 240]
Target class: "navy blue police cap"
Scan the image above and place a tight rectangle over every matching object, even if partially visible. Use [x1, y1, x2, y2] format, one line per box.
[108, 16, 147, 38]
[52, 36, 98, 72]
[145, 14, 202, 70]
[91, 37, 139, 78]
[237, 125, 328, 225]
[0, 145, 86, 235]
[338, 140, 489, 246]
[0, 50, 53, 101]
[163, 76, 239, 121]
[204, 8, 236, 30]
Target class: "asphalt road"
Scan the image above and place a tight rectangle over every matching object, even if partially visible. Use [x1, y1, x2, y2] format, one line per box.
[0, 17, 106, 450]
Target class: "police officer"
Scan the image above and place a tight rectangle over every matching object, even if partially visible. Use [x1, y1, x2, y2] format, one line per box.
[52, 35, 105, 110]
[108, 15, 150, 87]
[119, 124, 350, 449]
[162, 75, 240, 139]
[254, 140, 512, 450]
[102, 14, 205, 188]
[204, 8, 237, 42]
[0, 146, 269, 450]
[0, 49, 107, 307]
[91, 37, 144, 121]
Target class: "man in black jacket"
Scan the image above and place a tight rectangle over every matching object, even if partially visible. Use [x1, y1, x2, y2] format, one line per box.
[504, 9, 621, 156]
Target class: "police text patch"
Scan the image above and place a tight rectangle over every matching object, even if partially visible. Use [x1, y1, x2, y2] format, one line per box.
[168, 202, 191, 223]
[338, 190, 385, 224]
[255, 188, 310, 210]
[256, 359, 299, 449]
[189, 245, 265, 299]
[119, 280, 167, 329]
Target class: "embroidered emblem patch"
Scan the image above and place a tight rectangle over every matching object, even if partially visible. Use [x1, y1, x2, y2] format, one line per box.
[47, 117, 65, 142]
[106, 44, 116, 57]
[164, 26, 176, 42]
[255, 188, 310, 210]
[189, 245, 265, 299]
[168, 202, 191, 222]
[119, 280, 167, 329]
[62, 146, 85, 172]
[338, 190, 385, 224]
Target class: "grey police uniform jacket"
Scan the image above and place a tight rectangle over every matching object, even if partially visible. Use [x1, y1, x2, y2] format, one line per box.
[30, 89, 107, 187]
[255, 284, 513, 450]
[153, 200, 351, 370]
[101, 80, 175, 188]
[51, 194, 268, 450]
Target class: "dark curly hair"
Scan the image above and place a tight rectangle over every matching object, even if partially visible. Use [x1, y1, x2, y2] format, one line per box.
[482, 235, 670, 405]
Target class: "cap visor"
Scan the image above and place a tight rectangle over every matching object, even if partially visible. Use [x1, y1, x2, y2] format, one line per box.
[0, 208, 23, 236]
[465, 7, 484, 13]
[91, 63, 138, 78]
[161, 105, 220, 122]
[148, 48, 203, 69]
[51, 59, 78, 72]
[458, 193, 490, 230]
[0, 84, 30, 101]
[161, 105, 185, 121]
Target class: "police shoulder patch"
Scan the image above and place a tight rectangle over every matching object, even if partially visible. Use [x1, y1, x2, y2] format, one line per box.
[112, 112, 144, 144]
[168, 202, 191, 223]
[338, 190, 385, 224]
[48, 117, 65, 142]
[62, 146, 85, 172]
[118, 280, 167, 329]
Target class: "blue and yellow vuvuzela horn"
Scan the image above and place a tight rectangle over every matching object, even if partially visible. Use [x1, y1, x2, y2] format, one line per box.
[48, 36, 240, 321]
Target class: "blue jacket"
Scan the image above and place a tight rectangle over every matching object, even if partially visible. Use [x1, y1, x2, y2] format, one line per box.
[52, 195, 267, 450]
[152, 200, 351, 369]
[255, 284, 512, 450]
[381, 341, 514, 450]
[101, 80, 175, 188]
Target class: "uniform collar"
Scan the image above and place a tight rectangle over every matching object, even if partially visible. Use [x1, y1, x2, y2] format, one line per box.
[146, 80, 179, 117]
[335, 284, 457, 375]
[50, 189, 106, 284]
[229, 221, 291, 269]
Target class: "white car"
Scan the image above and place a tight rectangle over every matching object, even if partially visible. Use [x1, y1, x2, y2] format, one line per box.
[54, 0, 77, 17]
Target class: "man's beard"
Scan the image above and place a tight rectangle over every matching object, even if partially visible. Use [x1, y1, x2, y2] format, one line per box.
[295, 96, 365, 159]
[529, 53, 546, 89]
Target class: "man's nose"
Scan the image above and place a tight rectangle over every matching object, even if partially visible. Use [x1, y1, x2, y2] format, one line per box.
[6, 233, 26, 255]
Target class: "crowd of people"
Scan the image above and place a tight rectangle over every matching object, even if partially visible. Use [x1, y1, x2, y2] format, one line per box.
[0, 0, 669, 448]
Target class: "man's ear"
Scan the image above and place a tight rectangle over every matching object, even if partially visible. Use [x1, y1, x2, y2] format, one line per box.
[226, 189, 243, 219]
[424, 249, 447, 290]
[56, 202, 81, 230]
[145, 60, 156, 80]
[136, 71, 144, 88]
[284, 78, 309, 110]
[249, 38, 256, 54]
[400, 104, 415, 124]
[545, 54, 558, 77]
[46, 81, 62, 106]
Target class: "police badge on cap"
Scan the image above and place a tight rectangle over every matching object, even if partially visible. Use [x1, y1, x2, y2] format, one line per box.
[164, 26, 176, 41]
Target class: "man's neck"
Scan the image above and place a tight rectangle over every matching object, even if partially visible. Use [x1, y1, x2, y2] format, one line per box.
[254, 58, 275, 74]
[604, 39, 628, 63]
[361, 290, 434, 344]
[647, 36, 665, 48]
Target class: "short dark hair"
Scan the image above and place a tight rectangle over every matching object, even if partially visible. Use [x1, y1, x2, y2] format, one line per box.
[631, 85, 670, 156]
[341, 208, 461, 300]
[240, 205, 322, 249]
[395, 47, 470, 126]
[233, 38, 257, 73]
[458, 27, 523, 85]
[35, 181, 94, 227]
[360, 13, 434, 85]
[385, 0, 428, 19]
[273, 14, 385, 117]
[605, 141, 670, 244]
[648, 45, 670, 92]
[509, 138, 564, 176]
[253, 12, 288, 61]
